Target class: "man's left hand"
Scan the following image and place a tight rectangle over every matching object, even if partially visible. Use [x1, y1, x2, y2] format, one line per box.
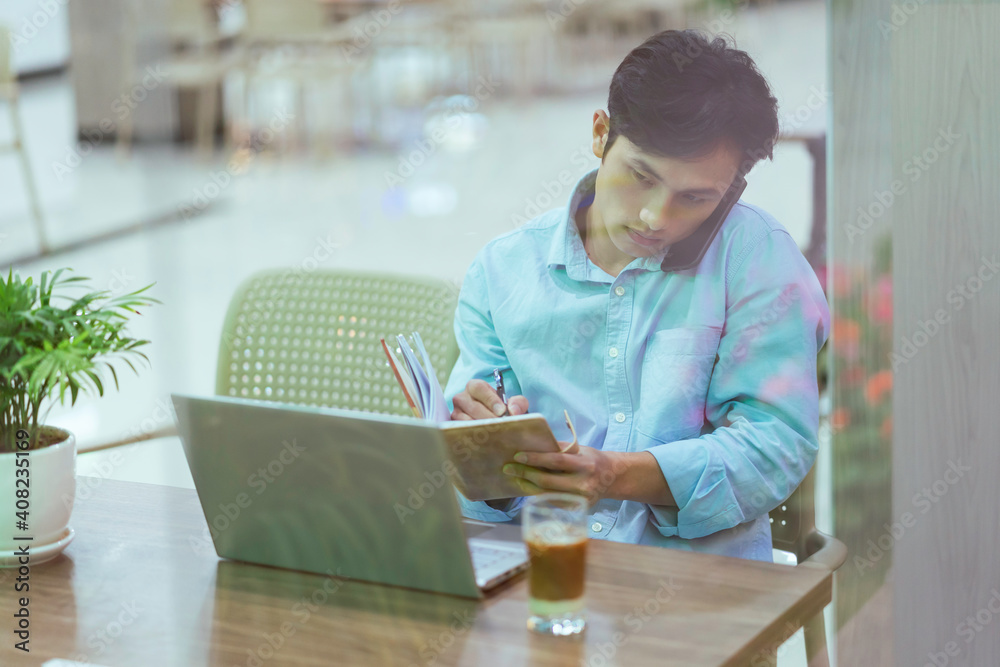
[502, 443, 625, 506]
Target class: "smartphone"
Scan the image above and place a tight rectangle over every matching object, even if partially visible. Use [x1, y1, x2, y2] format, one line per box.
[659, 175, 747, 272]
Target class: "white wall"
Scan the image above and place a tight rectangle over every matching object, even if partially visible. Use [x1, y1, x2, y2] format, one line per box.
[0, 0, 71, 74]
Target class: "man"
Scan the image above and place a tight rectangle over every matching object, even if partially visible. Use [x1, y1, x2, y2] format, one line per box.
[443, 30, 830, 561]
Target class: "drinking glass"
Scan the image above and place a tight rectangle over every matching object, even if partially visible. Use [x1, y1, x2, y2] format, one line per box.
[522, 493, 589, 636]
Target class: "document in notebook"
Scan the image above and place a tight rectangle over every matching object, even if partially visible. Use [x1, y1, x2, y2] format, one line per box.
[380, 332, 578, 500]
[381, 332, 452, 422]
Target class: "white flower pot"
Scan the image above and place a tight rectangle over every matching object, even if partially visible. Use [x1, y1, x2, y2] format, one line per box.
[0, 428, 76, 565]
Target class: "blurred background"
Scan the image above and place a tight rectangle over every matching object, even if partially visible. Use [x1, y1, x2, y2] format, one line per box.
[2, 1, 881, 665]
[0, 0, 828, 447]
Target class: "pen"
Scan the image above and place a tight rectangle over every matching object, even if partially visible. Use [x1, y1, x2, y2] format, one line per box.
[492, 367, 510, 417]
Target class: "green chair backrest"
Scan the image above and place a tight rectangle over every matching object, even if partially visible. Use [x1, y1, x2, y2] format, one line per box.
[216, 269, 460, 417]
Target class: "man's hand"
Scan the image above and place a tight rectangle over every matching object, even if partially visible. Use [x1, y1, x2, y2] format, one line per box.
[452, 379, 531, 510]
[502, 448, 676, 508]
[451, 379, 529, 420]
[501, 444, 622, 506]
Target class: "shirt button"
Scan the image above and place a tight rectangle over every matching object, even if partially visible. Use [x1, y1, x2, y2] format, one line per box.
[614, 412, 626, 423]
[591, 522, 603, 532]
[609, 347, 619, 358]
[614, 286, 625, 296]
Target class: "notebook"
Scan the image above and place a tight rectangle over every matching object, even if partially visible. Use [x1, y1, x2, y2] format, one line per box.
[381, 333, 577, 501]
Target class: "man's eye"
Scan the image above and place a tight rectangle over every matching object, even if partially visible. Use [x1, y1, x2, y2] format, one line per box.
[683, 194, 705, 204]
[631, 168, 650, 184]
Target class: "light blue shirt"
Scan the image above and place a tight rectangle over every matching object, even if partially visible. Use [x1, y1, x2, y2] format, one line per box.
[443, 169, 830, 561]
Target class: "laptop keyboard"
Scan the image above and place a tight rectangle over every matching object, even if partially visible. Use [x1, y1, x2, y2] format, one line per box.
[468, 541, 528, 579]
[470, 543, 517, 571]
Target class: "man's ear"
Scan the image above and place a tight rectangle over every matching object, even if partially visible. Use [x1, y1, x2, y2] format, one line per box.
[592, 110, 610, 159]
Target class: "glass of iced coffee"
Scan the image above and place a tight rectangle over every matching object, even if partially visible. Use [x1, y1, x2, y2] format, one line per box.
[522, 493, 589, 636]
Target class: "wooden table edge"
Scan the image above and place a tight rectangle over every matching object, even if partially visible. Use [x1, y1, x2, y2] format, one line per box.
[721, 566, 833, 666]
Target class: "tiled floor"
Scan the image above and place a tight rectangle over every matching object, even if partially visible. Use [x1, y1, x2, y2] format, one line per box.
[7, 2, 832, 665]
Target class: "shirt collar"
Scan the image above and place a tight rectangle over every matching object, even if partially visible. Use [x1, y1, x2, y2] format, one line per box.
[546, 169, 671, 280]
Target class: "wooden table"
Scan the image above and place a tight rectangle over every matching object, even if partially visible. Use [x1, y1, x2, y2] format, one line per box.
[0, 478, 831, 666]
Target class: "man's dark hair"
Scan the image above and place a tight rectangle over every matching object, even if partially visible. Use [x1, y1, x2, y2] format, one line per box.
[606, 30, 779, 175]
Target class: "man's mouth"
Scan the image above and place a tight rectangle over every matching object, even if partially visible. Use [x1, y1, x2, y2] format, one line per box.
[626, 228, 662, 248]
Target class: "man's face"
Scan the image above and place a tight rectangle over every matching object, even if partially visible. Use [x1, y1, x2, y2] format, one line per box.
[589, 114, 743, 266]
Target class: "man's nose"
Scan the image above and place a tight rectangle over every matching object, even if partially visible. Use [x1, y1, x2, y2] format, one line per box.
[639, 207, 661, 229]
[640, 195, 674, 231]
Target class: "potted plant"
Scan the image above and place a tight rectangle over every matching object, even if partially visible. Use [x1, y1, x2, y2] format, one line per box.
[0, 268, 157, 566]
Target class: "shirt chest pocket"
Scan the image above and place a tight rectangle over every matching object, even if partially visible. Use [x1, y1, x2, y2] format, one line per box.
[635, 327, 722, 442]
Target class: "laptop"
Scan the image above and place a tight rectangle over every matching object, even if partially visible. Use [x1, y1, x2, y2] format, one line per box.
[171, 393, 529, 599]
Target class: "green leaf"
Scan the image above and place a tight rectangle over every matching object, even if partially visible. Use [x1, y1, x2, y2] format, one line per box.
[39, 271, 49, 306]
[106, 363, 119, 391]
[84, 370, 104, 396]
[0, 268, 158, 447]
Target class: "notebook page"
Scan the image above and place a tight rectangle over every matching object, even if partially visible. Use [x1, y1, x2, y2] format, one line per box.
[396, 334, 432, 417]
[412, 331, 451, 422]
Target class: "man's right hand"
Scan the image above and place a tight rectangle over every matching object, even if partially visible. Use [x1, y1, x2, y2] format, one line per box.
[451, 379, 529, 420]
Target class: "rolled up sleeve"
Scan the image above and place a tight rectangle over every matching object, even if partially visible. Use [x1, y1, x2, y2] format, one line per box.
[644, 229, 831, 540]
[444, 256, 526, 522]
[454, 491, 526, 522]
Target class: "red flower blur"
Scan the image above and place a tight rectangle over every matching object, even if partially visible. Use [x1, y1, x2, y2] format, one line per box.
[880, 415, 893, 440]
[832, 317, 861, 361]
[867, 275, 893, 325]
[829, 263, 854, 299]
[831, 407, 851, 431]
[864, 369, 893, 405]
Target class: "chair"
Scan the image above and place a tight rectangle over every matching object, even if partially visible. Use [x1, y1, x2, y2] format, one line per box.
[449, 0, 553, 98]
[547, 0, 697, 94]
[236, 0, 361, 152]
[167, 0, 225, 49]
[242, 0, 336, 45]
[770, 464, 848, 667]
[0, 24, 48, 252]
[216, 268, 460, 416]
[118, 0, 241, 156]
